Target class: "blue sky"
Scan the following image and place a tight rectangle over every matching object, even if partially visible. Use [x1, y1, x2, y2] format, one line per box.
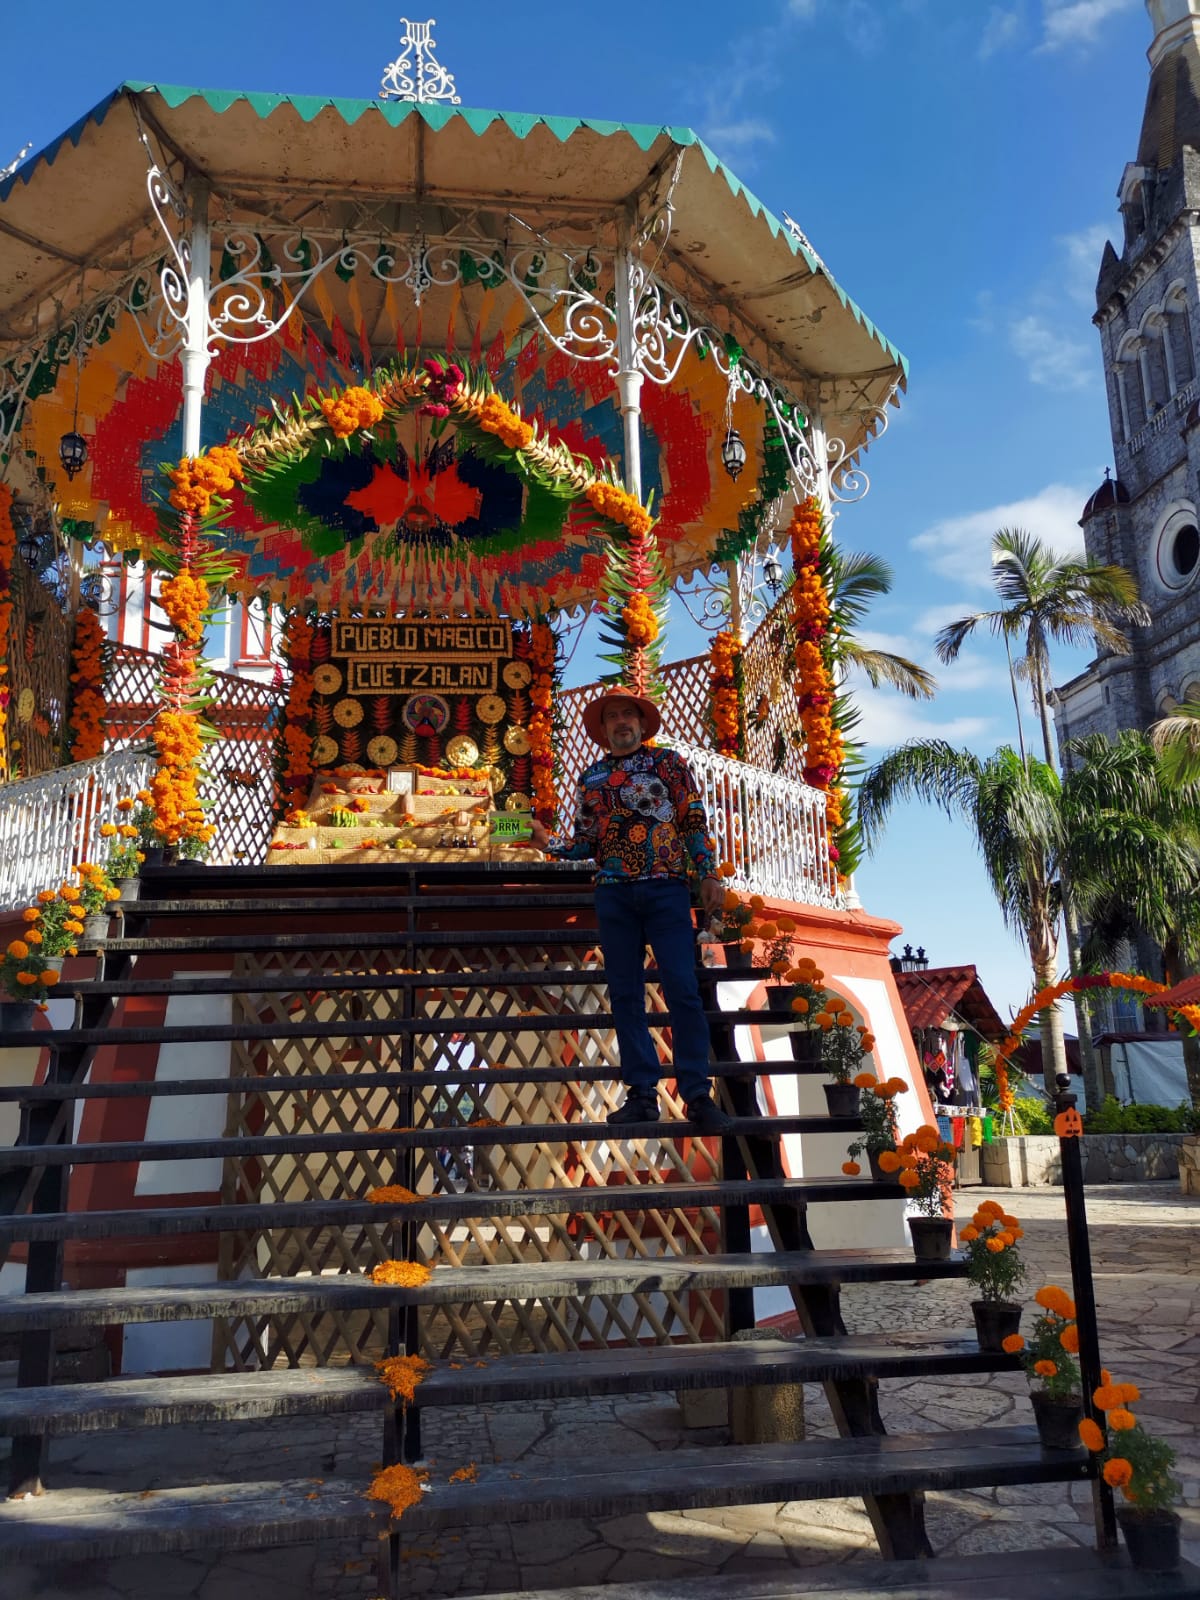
[1, 0, 1154, 1016]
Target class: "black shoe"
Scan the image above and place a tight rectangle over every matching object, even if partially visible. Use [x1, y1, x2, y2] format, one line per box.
[686, 1096, 735, 1135]
[607, 1091, 661, 1126]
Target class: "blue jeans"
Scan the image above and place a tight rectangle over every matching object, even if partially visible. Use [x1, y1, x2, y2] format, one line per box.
[595, 878, 713, 1105]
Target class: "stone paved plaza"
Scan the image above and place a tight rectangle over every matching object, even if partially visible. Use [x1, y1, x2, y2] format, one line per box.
[5, 1181, 1199, 1599]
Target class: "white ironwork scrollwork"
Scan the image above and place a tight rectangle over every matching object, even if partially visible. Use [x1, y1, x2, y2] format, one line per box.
[1, 142, 32, 181]
[379, 18, 461, 104]
[827, 404, 891, 504]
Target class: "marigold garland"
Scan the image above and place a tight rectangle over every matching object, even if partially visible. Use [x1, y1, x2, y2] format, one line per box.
[709, 630, 744, 759]
[278, 613, 316, 816]
[991, 971, 1200, 1114]
[67, 605, 107, 762]
[788, 497, 845, 865]
[0, 485, 15, 779]
[366, 1185, 420, 1205]
[528, 621, 558, 826]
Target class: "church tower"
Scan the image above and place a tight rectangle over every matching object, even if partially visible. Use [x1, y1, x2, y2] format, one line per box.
[1054, 0, 1200, 746]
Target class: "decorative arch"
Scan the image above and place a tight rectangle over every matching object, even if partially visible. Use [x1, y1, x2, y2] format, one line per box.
[990, 972, 1200, 1113]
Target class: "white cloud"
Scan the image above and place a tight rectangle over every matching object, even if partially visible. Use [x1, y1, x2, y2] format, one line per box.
[980, 6, 1023, 57]
[852, 628, 1010, 695]
[787, 0, 820, 14]
[1058, 222, 1110, 307]
[1009, 313, 1097, 390]
[910, 483, 1091, 586]
[1039, 0, 1136, 52]
[848, 683, 993, 750]
[704, 119, 778, 154]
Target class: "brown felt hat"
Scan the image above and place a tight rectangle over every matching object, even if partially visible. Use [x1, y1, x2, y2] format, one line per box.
[581, 689, 662, 747]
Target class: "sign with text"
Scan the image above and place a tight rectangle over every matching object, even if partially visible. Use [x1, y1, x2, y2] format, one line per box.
[488, 811, 532, 843]
[333, 620, 512, 697]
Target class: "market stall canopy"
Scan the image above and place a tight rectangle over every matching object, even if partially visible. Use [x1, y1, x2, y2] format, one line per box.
[1, 84, 907, 614]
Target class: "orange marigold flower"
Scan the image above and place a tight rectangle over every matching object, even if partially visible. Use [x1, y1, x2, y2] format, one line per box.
[853, 1072, 877, 1089]
[1001, 1334, 1025, 1354]
[1034, 1285, 1075, 1319]
[365, 1462, 425, 1518]
[1108, 1408, 1137, 1431]
[1093, 1385, 1121, 1411]
[841, 1160, 861, 1176]
[791, 996, 810, 1014]
[6, 940, 29, 959]
[876, 1149, 902, 1173]
[1059, 1324, 1080, 1354]
[897, 1170, 919, 1190]
[368, 1259, 431, 1287]
[985, 1238, 1005, 1254]
[374, 1354, 431, 1404]
[960, 1226, 980, 1243]
[1102, 1459, 1133, 1489]
[1115, 1383, 1140, 1404]
[1078, 1418, 1106, 1452]
[1034, 1360, 1058, 1378]
[365, 1185, 420, 1206]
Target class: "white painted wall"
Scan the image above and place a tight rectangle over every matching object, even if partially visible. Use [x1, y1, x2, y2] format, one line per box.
[135, 975, 232, 1196]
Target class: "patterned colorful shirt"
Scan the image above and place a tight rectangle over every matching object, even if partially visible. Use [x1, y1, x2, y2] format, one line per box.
[548, 745, 718, 886]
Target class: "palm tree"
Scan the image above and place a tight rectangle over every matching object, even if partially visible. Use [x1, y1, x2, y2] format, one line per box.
[858, 742, 1069, 1093]
[934, 527, 1149, 1105]
[934, 527, 1148, 768]
[1150, 689, 1200, 787]
[1061, 732, 1200, 1108]
[826, 549, 936, 701]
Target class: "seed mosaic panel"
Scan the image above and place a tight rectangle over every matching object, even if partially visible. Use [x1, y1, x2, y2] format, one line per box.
[214, 938, 727, 1370]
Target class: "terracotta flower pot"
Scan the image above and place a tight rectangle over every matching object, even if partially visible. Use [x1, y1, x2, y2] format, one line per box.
[908, 1216, 953, 1262]
[1030, 1389, 1084, 1450]
[823, 1081, 861, 1119]
[971, 1299, 1022, 1353]
[1116, 1507, 1181, 1572]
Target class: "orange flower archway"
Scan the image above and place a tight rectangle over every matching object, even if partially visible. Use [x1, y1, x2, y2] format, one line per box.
[992, 972, 1200, 1113]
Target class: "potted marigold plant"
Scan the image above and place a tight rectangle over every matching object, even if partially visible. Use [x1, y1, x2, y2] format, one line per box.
[711, 867, 758, 973]
[746, 912, 801, 1008]
[29, 888, 84, 961]
[960, 1200, 1026, 1351]
[1081, 1380, 1182, 1571]
[1, 936, 60, 1028]
[845, 1073, 907, 1180]
[1004, 1283, 1083, 1449]
[73, 861, 121, 943]
[894, 1125, 957, 1260]
[101, 808, 146, 898]
[797, 974, 877, 1117]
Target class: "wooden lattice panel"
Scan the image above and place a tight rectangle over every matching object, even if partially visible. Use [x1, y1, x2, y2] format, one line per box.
[741, 594, 805, 783]
[105, 643, 278, 865]
[5, 554, 73, 782]
[558, 655, 713, 811]
[214, 940, 726, 1370]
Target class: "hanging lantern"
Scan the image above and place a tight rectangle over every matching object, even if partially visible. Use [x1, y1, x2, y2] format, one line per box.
[721, 426, 746, 480]
[59, 430, 88, 481]
[763, 552, 784, 595]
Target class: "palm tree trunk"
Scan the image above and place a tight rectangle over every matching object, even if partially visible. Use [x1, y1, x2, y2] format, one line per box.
[1004, 636, 1027, 765]
[1032, 954, 1070, 1097]
[1032, 657, 1058, 770]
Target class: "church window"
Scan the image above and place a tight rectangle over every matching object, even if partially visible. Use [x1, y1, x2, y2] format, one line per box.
[1170, 304, 1196, 387]
[1155, 508, 1200, 591]
[1170, 523, 1199, 578]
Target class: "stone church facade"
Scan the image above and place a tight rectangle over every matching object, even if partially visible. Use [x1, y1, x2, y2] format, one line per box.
[1054, 0, 1200, 746]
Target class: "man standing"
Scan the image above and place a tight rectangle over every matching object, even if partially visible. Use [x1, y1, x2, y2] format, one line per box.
[530, 689, 734, 1134]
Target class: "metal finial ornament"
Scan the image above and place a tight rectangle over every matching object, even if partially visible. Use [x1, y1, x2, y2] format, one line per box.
[1, 142, 32, 181]
[379, 18, 461, 104]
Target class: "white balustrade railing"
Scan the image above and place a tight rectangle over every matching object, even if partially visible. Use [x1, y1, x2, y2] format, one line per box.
[0, 738, 843, 915]
[665, 738, 843, 910]
[0, 748, 156, 912]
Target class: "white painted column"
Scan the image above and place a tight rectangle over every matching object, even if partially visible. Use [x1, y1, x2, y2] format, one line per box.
[613, 229, 644, 500]
[1138, 344, 1155, 416]
[1162, 321, 1178, 397]
[181, 180, 212, 460]
[1116, 367, 1132, 442]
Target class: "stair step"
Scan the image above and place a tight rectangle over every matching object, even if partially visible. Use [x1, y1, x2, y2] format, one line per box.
[13, 1003, 779, 1050]
[456, 1548, 1200, 1600]
[0, 1250, 963, 1332]
[0, 1113, 847, 1172]
[0, 1175, 899, 1244]
[0, 1334, 1015, 1435]
[0, 1058, 813, 1106]
[80, 928, 609, 956]
[120, 892, 596, 914]
[0, 1427, 1088, 1563]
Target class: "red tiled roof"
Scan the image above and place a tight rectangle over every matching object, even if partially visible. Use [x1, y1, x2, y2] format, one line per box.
[1144, 974, 1200, 1009]
[893, 965, 1007, 1041]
